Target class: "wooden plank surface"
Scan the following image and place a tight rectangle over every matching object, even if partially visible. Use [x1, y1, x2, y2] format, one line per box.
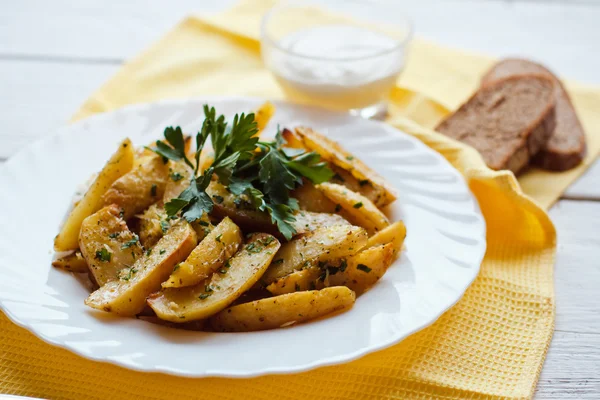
[1, 0, 599, 84]
[0, 60, 118, 159]
[1, 0, 599, 398]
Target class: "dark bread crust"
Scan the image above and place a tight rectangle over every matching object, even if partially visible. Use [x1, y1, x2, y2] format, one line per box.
[482, 59, 586, 171]
[436, 75, 556, 174]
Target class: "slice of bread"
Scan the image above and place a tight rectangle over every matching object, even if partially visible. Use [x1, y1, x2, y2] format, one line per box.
[482, 59, 586, 171]
[436, 75, 556, 174]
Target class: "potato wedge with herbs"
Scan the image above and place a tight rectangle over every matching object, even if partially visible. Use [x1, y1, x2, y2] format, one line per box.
[163, 159, 193, 203]
[328, 164, 389, 210]
[52, 251, 89, 273]
[328, 243, 394, 295]
[316, 182, 389, 235]
[136, 203, 211, 249]
[260, 225, 368, 285]
[54, 139, 134, 251]
[208, 180, 348, 238]
[295, 127, 397, 208]
[210, 287, 356, 332]
[366, 221, 406, 256]
[148, 233, 280, 322]
[137, 204, 167, 249]
[266, 267, 322, 295]
[102, 154, 170, 219]
[281, 128, 305, 149]
[79, 205, 144, 286]
[85, 221, 197, 316]
[162, 217, 243, 288]
[254, 101, 276, 135]
[207, 180, 275, 233]
[292, 181, 338, 213]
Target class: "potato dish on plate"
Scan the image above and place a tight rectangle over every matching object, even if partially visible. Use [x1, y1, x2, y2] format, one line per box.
[52, 102, 406, 332]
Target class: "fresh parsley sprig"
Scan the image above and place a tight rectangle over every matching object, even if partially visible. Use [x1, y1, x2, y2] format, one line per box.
[148, 106, 333, 240]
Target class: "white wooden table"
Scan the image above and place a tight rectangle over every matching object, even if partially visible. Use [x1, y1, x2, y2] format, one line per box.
[2, 1, 599, 398]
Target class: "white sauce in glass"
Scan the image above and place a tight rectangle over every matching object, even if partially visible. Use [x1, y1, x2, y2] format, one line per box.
[267, 25, 405, 110]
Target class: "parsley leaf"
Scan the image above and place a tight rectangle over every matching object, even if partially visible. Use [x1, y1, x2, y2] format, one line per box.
[148, 126, 194, 170]
[95, 248, 111, 262]
[286, 151, 334, 184]
[152, 106, 333, 240]
[165, 171, 214, 223]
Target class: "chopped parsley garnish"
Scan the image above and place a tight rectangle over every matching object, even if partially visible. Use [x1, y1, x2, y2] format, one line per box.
[218, 268, 227, 274]
[358, 179, 370, 186]
[346, 155, 354, 161]
[159, 249, 166, 255]
[272, 258, 284, 264]
[245, 242, 263, 254]
[95, 248, 111, 262]
[198, 293, 212, 300]
[170, 171, 184, 182]
[205, 285, 214, 293]
[145, 248, 152, 256]
[150, 184, 158, 197]
[260, 236, 275, 246]
[339, 259, 347, 272]
[212, 195, 224, 204]
[173, 264, 180, 272]
[357, 264, 372, 273]
[215, 234, 222, 243]
[108, 232, 120, 239]
[121, 237, 139, 249]
[295, 283, 301, 291]
[149, 107, 333, 240]
[353, 202, 363, 209]
[160, 220, 170, 233]
[119, 266, 138, 281]
[198, 220, 209, 227]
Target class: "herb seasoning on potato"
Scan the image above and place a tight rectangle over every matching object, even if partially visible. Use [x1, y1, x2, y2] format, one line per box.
[53, 102, 405, 331]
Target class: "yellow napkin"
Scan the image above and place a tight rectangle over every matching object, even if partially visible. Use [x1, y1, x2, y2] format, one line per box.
[2, 1, 600, 399]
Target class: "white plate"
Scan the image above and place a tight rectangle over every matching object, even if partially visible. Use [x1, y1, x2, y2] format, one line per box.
[0, 97, 485, 378]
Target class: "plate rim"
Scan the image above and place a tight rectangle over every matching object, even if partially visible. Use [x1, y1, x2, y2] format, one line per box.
[0, 96, 486, 378]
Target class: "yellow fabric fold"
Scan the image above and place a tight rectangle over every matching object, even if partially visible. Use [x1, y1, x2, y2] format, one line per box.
[2, 0, 599, 399]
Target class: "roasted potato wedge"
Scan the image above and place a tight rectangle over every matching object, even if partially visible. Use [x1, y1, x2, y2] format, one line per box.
[291, 181, 338, 213]
[295, 127, 397, 208]
[54, 139, 134, 251]
[79, 205, 144, 286]
[136, 203, 211, 249]
[162, 217, 243, 288]
[85, 221, 197, 316]
[208, 180, 348, 238]
[102, 154, 170, 219]
[207, 180, 274, 232]
[266, 267, 322, 295]
[281, 128, 305, 149]
[137, 204, 167, 249]
[328, 243, 394, 295]
[328, 164, 390, 210]
[366, 221, 406, 256]
[163, 160, 193, 203]
[254, 101, 276, 135]
[148, 233, 280, 322]
[52, 251, 89, 273]
[293, 210, 351, 233]
[210, 287, 356, 332]
[316, 182, 389, 235]
[260, 225, 368, 285]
